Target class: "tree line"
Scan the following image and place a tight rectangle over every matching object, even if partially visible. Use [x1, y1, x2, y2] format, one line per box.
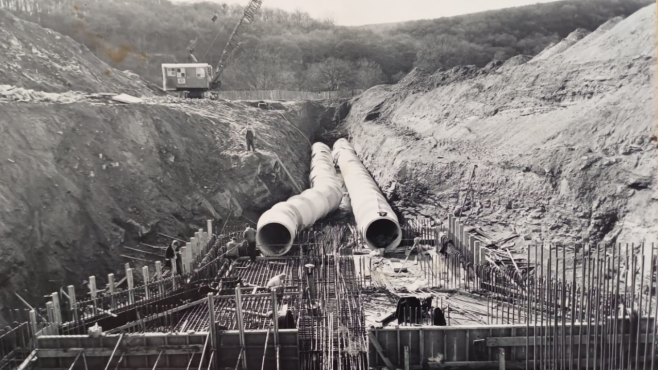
[1, 0, 652, 91]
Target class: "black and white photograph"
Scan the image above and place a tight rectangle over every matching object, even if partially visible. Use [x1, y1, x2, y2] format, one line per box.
[0, 0, 655, 369]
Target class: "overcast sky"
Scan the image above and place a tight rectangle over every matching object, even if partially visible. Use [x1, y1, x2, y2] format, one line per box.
[172, 0, 564, 26]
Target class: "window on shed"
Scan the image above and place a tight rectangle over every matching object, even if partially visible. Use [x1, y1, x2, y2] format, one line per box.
[196, 67, 205, 78]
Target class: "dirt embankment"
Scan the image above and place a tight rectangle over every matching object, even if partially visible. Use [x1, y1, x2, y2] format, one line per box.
[0, 8, 338, 316]
[0, 97, 324, 312]
[343, 5, 657, 250]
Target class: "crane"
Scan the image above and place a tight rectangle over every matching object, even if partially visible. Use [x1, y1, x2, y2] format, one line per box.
[210, 0, 263, 90]
[161, 0, 264, 98]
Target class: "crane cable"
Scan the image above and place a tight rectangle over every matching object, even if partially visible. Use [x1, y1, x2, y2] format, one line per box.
[202, 23, 224, 61]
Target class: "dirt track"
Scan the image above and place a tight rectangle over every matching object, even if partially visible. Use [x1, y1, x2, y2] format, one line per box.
[343, 5, 657, 256]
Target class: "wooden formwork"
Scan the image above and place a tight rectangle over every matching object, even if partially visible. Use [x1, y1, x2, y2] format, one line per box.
[369, 319, 656, 370]
[33, 329, 299, 370]
[35, 333, 207, 369]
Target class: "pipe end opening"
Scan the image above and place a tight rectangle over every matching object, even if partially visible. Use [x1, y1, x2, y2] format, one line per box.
[365, 219, 400, 249]
[257, 223, 293, 256]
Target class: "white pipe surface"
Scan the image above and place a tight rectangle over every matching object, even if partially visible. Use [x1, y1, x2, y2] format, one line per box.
[332, 138, 402, 251]
[256, 143, 343, 256]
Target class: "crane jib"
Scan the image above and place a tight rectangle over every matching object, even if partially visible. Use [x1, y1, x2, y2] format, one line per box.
[210, 0, 264, 90]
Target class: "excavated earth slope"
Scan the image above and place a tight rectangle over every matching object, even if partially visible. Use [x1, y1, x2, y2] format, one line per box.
[344, 5, 657, 254]
[0, 8, 332, 316]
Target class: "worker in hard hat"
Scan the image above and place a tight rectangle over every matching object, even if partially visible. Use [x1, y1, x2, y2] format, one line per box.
[243, 224, 257, 262]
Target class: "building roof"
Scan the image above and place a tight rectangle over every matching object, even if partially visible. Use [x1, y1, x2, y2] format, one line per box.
[161, 63, 212, 68]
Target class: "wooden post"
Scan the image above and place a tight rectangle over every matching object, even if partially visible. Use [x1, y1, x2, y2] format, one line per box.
[208, 293, 216, 352]
[171, 257, 177, 274]
[198, 231, 204, 257]
[142, 266, 150, 300]
[180, 247, 188, 274]
[207, 219, 213, 237]
[448, 214, 454, 240]
[458, 223, 465, 253]
[89, 276, 97, 314]
[272, 289, 280, 347]
[51, 292, 61, 325]
[498, 348, 506, 370]
[185, 242, 193, 271]
[450, 216, 455, 244]
[108, 273, 116, 310]
[191, 235, 198, 259]
[465, 330, 470, 361]
[419, 329, 424, 367]
[126, 268, 134, 305]
[29, 310, 37, 338]
[404, 346, 410, 370]
[468, 235, 475, 264]
[46, 302, 54, 323]
[67, 285, 78, 322]
[463, 228, 469, 257]
[155, 261, 164, 296]
[171, 257, 178, 290]
[235, 287, 248, 369]
[475, 241, 481, 265]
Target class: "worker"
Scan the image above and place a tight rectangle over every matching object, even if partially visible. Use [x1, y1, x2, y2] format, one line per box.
[243, 224, 257, 261]
[241, 125, 255, 152]
[225, 237, 240, 260]
[267, 273, 286, 303]
[165, 240, 182, 272]
[267, 273, 286, 289]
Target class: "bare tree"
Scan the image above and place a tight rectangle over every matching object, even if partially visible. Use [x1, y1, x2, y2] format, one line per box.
[305, 57, 354, 91]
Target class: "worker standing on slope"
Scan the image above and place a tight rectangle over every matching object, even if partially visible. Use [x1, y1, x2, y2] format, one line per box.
[243, 224, 257, 262]
[241, 125, 256, 152]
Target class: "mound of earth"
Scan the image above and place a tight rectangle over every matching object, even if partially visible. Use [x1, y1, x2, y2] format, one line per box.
[342, 5, 657, 256]
[0, 8, 152, 95]
[532, 28, 591, 62]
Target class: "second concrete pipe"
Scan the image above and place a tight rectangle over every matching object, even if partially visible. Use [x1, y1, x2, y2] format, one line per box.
[256, 142, 343, 256]
[332, 138, 402, 251]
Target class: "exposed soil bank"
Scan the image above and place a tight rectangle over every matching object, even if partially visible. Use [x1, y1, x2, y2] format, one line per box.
[0, 7, 356, 316]
[0, 97, 327, 314]
[342, 5, 657, 251]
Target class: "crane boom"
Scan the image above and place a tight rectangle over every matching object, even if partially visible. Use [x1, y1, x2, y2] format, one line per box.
[209, 0, 263, 90]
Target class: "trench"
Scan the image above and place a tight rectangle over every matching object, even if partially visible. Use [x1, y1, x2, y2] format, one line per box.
[1, 96, 400, 325]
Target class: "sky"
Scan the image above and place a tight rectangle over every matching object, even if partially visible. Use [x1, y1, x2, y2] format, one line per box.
[172, 0, 564, 26]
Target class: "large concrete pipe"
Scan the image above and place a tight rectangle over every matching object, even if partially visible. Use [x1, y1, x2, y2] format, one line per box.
[332, 138, 402, 251]
[256, 143, 343, 256]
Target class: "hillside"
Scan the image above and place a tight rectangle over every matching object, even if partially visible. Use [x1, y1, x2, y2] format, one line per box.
[0, 0, 651, 91]
[342, 4, 657, 256]
[0, 7, 339, 316]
